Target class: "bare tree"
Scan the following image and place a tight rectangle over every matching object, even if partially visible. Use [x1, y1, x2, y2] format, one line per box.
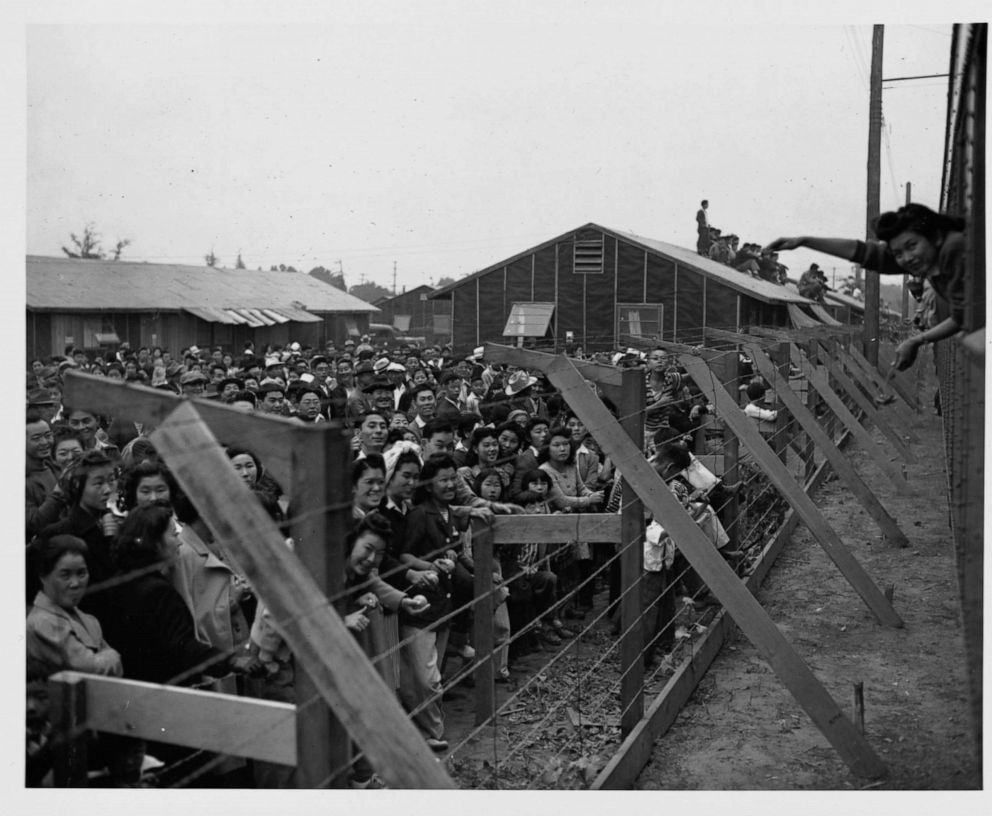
[205, 248, 219, 267]
[61, 223, 104, 259]
[111, 239, 132, 261]
[235, 251, 246, 270]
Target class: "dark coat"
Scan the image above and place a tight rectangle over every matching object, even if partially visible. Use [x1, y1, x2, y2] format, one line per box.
[101, 569, 225, 685]
[37, 505, 115, 624]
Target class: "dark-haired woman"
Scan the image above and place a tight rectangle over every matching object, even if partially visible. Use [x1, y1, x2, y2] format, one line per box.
[456, 426, 506, 500]
[35, 450, 120, 623]
[765, 203, 968, 370]
[119, 458, 178, 511]
[397, 453, 463, 752]
[102, 502, 231, 686]
[101, 502, 247, 779]
[540, 427, 604, 615]
[27, 535, 122, 678]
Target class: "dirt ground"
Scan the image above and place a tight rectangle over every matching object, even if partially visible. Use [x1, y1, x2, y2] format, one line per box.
[635, 392, 982, 791]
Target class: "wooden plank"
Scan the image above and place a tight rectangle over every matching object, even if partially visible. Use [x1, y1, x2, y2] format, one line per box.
[54, 672, 298, 765]
[491, 513, 622, 544]
[544, 355, 888, 779]
[820, 354, 917, 464]
[50, 671, 88, 786]
[593, 425, 853, 789]
[795, 354, 916, 496]
[290, 422, 351, 787]
[472, 520, 496, 726]
[679, 352, 902, 628]
[693, 454, 725, 476]
[484, 342, 622, 387]
[835, 344, 919, 442]
[873, 345, 920, 410]
[62, 370, 305, 488]
[618, 366, 645, 736]
[150, 402, 455, 789]
[745, 343, 909, 547]
[770, 341, 791, 463]
[717, 348, 742, 546]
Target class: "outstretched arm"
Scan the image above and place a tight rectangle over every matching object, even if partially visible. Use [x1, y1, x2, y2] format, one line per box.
[763, 236, 860, 261]
[894, 316, 961, 370]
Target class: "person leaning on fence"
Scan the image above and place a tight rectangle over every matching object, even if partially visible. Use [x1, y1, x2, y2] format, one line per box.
[396, 453, 461, 753]
[743, 379, 778, 437]
[342, 512, 432, 789]
[539, 426, 605, 617]
[764, 202, 969, 371]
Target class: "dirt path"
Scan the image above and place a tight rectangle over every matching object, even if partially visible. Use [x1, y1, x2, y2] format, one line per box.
[635, 397, 981, 790]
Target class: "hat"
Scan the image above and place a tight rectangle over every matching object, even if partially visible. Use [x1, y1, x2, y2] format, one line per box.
[504, 370, 538, 396]
[188, 345, 201, 357]
[354, 360, 375, 376]
[310, 355, 328, 368]
[289, 341, 301, 352]
[373, 357, 390, 373]
[507, 408, 530, 423]
[265, 356, 282, 368]
[362, 375, 394, 394]
[26, 388, 57, 406]
[468, 346, 485, 362]
[165, 362, 185, 377]
[344, 338, 356, 346]
[386, 362, 407, 373]
[179, 371, 209, 386]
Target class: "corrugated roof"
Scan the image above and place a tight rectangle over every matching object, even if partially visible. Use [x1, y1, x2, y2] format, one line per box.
[26, 255, 380, 315]
[429, 223, 811, 306]
[809, 303, 844, 326]
[824, 290, 866, 313]
[788, 304, 823, 328]
[611, 229, 811, 305]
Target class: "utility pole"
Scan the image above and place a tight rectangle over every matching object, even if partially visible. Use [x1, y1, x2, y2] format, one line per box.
[901, 181, 912, 319]
[393, 261, 397, 296]
[863, 24, 884, 365]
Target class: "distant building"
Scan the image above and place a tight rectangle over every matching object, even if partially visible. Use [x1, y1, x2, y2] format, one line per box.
[26, 255, 379, 359]
[429, 223, 816, 354]
[372, 285, 448, 343]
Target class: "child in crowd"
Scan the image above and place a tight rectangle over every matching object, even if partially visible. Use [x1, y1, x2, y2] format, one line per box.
[744, 380, 779, 437]
[499, 487, 570, 657]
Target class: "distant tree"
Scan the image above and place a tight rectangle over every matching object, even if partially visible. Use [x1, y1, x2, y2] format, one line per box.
[205, 248, 219, 267]
[235, 251, 246, 270]
[349, 281, 392, 303]
[62, 223, 105, 259]
[111, 239, 132, 261]
[269, 263, 299, 273]
[308, 265, 347, 290]
[435, 276, 456, 288]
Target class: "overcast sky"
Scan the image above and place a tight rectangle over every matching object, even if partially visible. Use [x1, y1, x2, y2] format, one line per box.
[17, 4, 976, 295]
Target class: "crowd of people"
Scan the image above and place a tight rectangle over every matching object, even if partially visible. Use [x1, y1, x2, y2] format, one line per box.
[695, 199, 790, 284]
[25, 334, 746, 788]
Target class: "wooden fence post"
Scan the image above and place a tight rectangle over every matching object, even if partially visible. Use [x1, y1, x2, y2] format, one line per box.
[50, 672, 88, 787]
[771, 341, 791, 464]
[719, 347, 741, 546]
[290, 424, 352, 788]
[472, 520, 496, 726]
[618, 366, 645, 737]
[151, 403, 455, 789]
[745, 343, 909, 548]
[678, 353, 903, 629]
[544, 354, 888, 779]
